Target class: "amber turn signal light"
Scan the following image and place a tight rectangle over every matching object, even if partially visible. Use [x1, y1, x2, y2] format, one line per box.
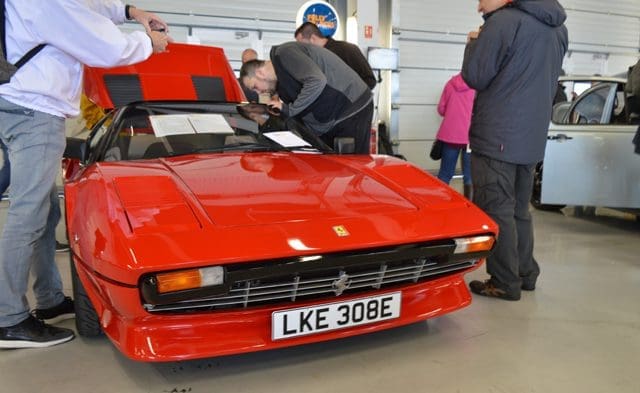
[156, 266, 224, 294]
[453, 235, 495, 254]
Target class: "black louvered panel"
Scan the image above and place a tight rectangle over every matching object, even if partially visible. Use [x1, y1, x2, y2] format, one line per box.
[192, 76, 225, 101]
[103, 74, 143, 107]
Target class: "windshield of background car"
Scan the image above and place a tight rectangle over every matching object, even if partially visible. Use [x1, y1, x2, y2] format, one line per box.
[95, 102, 329, 162]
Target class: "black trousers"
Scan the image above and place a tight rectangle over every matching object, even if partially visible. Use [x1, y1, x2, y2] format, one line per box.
[321, 102, 374, 154]
[471, 152, 540, 295]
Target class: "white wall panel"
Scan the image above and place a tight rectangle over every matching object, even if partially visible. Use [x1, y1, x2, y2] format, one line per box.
[562, 0, 640, 16]
[563, 52, 607, 75]
[396, 105, 440, 140]
[399, 41, 466, 70]
[565, 10, 640, 50]
[132, 0, 304, 22]
[398, 0, 481, 33]
[607, 54, 640, 76]
[126, 0, 307, 66]
[397, 69, 457, 106]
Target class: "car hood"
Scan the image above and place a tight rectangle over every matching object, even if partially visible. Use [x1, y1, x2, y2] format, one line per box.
[78, 153, 495, 282]
[178, 153, 422, 226]
[103, 152, 480, 236]
[111, 153, 433, 228]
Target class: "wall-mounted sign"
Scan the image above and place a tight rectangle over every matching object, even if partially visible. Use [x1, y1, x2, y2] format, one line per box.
[296, 1, 340, 38]
[364, 25, 373, 39]
[367, 47, 399, 70]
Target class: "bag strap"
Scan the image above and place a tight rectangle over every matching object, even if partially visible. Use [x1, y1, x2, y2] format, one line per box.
[14, 43, 45, 68]
[1, 0, 7, 59]
[1, 0, 46, 68]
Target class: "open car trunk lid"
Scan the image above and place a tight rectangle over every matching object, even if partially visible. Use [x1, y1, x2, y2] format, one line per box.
[83, 43, 245, 109]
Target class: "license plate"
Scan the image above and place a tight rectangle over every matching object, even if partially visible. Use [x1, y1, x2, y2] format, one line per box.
[272, 292, 401, 340]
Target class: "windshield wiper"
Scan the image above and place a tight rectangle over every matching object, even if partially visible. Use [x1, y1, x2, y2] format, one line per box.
[192, 143, 285, 154]
[281, 145, 321, 153]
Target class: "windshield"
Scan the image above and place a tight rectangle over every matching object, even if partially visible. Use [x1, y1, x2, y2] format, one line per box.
[97, 102, 331, 162]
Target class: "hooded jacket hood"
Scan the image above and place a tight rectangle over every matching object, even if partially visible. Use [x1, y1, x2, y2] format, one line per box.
[514, 0, 566, 27]
[451, 73, 471, 92]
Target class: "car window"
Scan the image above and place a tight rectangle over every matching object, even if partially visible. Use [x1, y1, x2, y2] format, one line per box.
[567, 83, 615, 124]
[87, 111, 115, 162]
[572, 82, 592, 97]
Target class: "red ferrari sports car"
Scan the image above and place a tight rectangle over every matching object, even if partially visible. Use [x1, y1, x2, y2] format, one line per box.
[62, 43, 498, 362]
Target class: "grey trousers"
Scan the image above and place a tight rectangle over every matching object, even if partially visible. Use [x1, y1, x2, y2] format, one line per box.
[471, 152, 540, 295]
[0, 97, 66, 326]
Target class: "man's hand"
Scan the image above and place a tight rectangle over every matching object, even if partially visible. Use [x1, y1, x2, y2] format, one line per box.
[266, 99, 283, 116]
[267, 98, 282, 109]
[148, 30, 172, 53]
[467, 30, 480, 43]
[467, 24, 483, 43]
[129, 7, 169, 34]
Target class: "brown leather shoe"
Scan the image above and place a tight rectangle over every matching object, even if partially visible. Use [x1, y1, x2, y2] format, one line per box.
[469, 280, 520, 301]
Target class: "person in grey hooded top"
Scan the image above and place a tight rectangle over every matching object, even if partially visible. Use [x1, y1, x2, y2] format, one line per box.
[240, 41, 373, 154]
[461, 0, 568, 300]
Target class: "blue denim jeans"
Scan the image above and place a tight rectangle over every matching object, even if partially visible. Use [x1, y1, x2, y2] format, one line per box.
[0, 140, 8, 195]
[0, 97, 66, 327]
[437, 142, 471, 185]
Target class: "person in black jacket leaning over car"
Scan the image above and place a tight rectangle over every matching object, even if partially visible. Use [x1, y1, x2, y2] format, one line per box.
[294, 22, 377, 90]
[240, 42, 373, 154]
[461, 0, 568, 300]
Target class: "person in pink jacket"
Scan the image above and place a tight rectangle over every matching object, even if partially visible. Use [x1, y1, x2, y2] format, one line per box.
[434, 72, 475, 199]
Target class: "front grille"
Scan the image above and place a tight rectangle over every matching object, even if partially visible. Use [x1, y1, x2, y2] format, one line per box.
[143, 246, 481, 313]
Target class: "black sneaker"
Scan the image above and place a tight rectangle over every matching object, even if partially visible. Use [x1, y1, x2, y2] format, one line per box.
[32, 297, 75, 324]
[55, 241, 70, 253]
[469, 279, 521, 301]
[0, 315, 74, 349]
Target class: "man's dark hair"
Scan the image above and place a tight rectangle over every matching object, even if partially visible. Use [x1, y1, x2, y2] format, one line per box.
[294, 22, 324, 39]
[239, 59, 265, 81]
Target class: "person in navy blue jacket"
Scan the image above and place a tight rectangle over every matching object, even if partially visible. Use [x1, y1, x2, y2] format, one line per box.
[461, 0, 568, 300]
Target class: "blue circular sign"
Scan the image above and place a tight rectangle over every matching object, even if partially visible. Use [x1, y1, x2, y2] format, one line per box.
[297, 1, 339, 38]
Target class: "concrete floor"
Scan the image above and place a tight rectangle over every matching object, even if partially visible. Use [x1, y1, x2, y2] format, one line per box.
[0, 196, 639, 393]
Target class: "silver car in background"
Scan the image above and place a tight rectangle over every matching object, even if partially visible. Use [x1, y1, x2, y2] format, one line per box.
[532, 75, 640, 216]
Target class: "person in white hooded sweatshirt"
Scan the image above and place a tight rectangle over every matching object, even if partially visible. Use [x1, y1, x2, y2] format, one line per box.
[0, 0, 171, 349]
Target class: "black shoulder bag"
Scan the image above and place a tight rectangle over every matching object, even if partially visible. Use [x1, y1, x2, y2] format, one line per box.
[429, 139, 443, 160]
[0, 0, 45, 84]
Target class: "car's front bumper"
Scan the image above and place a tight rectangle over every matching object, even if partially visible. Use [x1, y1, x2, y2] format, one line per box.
[76, 259, 482, 362]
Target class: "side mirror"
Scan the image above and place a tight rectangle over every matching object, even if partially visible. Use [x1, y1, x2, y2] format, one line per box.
[63, 137, 88, 162]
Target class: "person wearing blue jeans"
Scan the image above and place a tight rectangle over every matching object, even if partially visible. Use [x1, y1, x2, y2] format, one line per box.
[433, 73, 475, 198]
[438, 142, 471, 187]
[0, 0, 170, 349]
